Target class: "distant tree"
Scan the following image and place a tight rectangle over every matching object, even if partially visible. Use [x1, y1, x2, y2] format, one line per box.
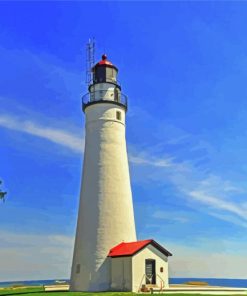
[0, 180, 7, 203]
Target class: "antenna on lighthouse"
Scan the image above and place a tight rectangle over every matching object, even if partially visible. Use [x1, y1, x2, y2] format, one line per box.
[85, 38, 95, 86]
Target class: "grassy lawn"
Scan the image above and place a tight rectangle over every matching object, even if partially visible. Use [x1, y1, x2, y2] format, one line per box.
[0, 288, 244, 296]
[0, 288, 136, 296]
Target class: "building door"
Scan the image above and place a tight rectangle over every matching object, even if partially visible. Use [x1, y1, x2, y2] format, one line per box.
[145, 259, 156, 285]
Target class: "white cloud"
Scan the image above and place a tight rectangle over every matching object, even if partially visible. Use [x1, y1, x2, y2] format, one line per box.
[0, 112, 182, 171]
[0, 230, 74, 281]
[130, 144, 247, 230]
[196, 175, 245, 194]
[1, 110, 246, 232]
[128, 154, 175, 168]
[0, 114, 84, 153]
[160, 239, 247, 279]
[209, 212, 247, 229]
[152, 210, 190, 223]
[188, 190, 247, 221]
[169, 251, 247, 279]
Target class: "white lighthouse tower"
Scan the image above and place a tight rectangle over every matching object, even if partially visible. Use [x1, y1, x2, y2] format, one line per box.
[70, 54, 137, 291]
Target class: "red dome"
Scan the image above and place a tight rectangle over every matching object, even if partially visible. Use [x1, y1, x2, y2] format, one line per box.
[94, 54, 117, 70]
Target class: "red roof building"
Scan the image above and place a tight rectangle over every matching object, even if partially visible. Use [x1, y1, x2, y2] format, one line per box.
[108, 239, 172, 292]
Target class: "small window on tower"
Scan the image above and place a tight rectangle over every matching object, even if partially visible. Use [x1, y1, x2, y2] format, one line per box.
[76, 264, 81, 274]
[116, 111, 121, 121]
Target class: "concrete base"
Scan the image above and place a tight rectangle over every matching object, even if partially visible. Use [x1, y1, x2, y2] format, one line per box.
[151, 287, 247, 294]
[44, 284, 247, 294]
[44, 285, 69, 291]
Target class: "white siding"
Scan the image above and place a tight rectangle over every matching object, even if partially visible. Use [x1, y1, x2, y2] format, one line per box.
[132, 245, 169, 292]
[111, 257, 132, 291]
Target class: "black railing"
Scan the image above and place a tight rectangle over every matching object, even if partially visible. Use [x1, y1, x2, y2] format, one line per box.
[82, 91, 128, 111]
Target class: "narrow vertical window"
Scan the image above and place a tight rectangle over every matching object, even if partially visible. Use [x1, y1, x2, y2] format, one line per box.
[76, 264, 80, 274]
[116, 111, 121, 121]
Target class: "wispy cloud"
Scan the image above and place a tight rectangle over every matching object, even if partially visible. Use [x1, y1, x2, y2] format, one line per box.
[0, 114, 84, 153]
[188, 190, 247, 221]
[0, 113, 178, 169]
[127, 116, 247, 229]
[0, 230, 73, 281]
[209, 212, 247, 229]
[129, 154, 175, 168]
[0, 111, 176, 172]
[0, 112, 182, 170]
[152, 210, 190, 223]
[168, 243, 247, 278]
[1, 111, 246, 231]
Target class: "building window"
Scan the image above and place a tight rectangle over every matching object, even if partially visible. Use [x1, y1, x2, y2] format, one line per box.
[114, 88, 119, 102]
[116, 111, 121, 121]
[76, 264, 80, 274]
[160, 267, 164, 273]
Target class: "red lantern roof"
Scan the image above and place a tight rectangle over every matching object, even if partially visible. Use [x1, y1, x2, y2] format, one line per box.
[93, 54, 118, 70]
[108, 239, 172, 258]
[98, 54, 113, 65]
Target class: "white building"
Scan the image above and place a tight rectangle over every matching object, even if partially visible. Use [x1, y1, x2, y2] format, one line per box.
[109, 239, 172, 292]
[70, 54, 172, 292]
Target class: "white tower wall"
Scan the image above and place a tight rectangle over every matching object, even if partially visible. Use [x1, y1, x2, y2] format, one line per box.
[70, 102, 136, 291]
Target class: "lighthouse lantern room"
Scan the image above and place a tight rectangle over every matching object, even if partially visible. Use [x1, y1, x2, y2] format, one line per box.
[83, 54, 124, 109]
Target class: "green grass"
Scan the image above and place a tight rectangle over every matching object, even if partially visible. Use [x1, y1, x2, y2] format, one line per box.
[0, 288, 245, 296]
[0, 288, 136, 296]
[0, 288, 43, 296]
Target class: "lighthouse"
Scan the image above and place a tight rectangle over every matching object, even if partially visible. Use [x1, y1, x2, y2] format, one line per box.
[70, 54, 137, 291]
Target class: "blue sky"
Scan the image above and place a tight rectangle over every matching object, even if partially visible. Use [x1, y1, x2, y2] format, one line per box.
[1, 1, 247, 281]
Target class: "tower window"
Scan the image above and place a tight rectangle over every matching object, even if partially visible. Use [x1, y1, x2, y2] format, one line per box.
[116, 111, 121, 121]
[76, 264, 80, 274]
